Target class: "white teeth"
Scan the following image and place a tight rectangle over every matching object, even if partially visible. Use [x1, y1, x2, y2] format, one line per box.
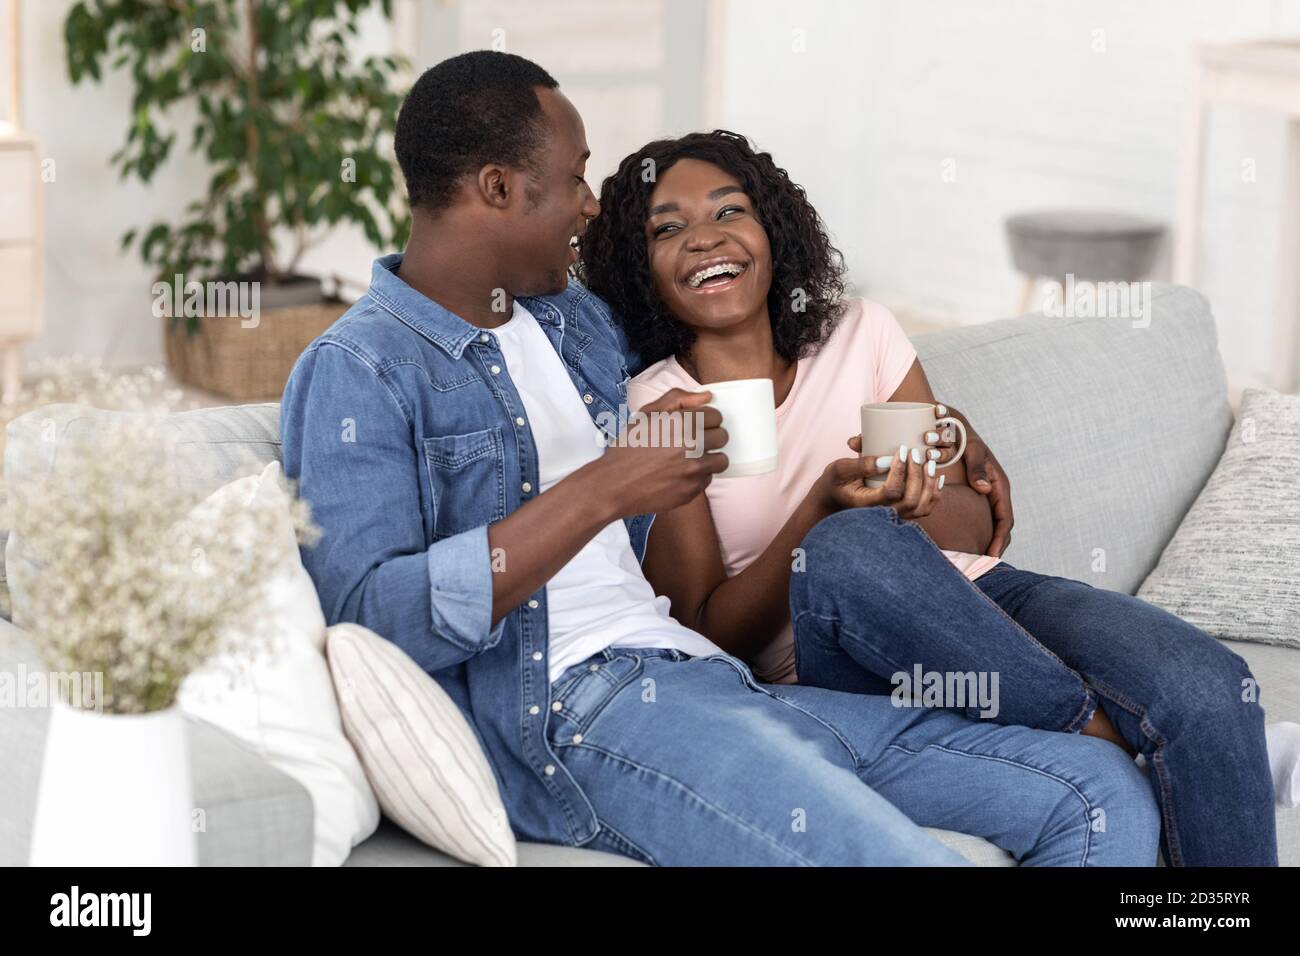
[686, 262, 745, 288]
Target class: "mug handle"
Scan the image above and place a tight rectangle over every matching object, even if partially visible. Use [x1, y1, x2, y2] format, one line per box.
[933, 417, 967, 469]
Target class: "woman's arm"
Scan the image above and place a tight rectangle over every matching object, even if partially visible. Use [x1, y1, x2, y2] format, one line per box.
[884, 359, 994, 554]
[642, 432, 935, 661]
[641, 487, 833, 661]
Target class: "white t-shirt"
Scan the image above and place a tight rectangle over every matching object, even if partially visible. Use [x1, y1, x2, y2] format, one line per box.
[492, 301, 722, 683]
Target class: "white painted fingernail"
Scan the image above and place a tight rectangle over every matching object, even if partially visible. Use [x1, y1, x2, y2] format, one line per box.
[928, 449, 941, 460]
[938, 474, 945, 489]
[898, 444, 907, 459]
[874, 455, 893, 469]
[927, 459, 936, 477]
[911, 447, 922, 464]
[936, 404, 947, 416]
[925, 431, 938, 444]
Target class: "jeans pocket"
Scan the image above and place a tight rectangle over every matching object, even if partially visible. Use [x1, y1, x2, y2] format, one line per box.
[548, 653, 644, 746]
[700, 652, 768, 694]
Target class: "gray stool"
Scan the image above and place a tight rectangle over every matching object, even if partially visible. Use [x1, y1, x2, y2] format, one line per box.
[1005, 210, 1166, 315]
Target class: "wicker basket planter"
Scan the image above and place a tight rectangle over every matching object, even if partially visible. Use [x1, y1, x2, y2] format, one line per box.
[164, 299, 348, 402]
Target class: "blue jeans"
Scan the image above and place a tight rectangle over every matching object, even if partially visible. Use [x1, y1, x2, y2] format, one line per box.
[541, 647, 1158, 865]
[790, 506, 1278, 867]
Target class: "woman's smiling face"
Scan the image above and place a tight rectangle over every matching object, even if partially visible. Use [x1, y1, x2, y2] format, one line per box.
[644, 158, 773, 333]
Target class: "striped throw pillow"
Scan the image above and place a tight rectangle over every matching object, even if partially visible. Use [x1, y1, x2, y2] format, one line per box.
[325, 623, 517, 866]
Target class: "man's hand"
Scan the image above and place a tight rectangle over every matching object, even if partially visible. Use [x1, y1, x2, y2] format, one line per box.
[940, 403, 1014, 557]
[597, 388, 729, 517]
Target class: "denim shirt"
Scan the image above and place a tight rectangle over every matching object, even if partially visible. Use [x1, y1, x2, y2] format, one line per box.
[281, 253, 652, 845]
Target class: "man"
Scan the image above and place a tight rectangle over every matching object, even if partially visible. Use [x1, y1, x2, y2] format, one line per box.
[281, 51, 1159, 865]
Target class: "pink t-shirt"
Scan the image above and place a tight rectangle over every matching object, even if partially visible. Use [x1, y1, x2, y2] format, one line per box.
[627, 298, 1000, 685]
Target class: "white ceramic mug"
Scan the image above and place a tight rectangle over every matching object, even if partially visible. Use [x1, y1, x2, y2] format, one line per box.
[859, 401, 967, 488]
[697, 378, 779, 478]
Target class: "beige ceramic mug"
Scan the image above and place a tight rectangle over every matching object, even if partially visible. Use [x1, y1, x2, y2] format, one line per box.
[859, 401, 967, 488]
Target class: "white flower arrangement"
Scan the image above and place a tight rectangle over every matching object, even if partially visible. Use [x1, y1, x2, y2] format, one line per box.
[6, 414, 318, 714]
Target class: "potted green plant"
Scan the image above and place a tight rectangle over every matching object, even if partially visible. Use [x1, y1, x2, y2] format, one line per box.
[64, 0, 411, 400]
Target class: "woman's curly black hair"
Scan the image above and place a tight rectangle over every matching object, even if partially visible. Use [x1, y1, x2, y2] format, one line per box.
[577, 130, 847, 368]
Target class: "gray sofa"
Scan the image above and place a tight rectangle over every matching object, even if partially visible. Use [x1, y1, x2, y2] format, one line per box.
[2, 283, 1295, 866]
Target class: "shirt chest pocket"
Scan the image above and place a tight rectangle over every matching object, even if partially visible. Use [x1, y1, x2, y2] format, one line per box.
[422, 427, 506, 540]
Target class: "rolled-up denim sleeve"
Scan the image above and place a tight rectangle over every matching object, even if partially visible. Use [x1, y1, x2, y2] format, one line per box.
[281, 341, 506, 673]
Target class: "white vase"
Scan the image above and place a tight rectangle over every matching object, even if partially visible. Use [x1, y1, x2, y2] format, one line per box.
[29, 698, 197, 866]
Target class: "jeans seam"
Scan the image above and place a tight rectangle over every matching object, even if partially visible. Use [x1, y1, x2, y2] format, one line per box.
[804, 516, 1095, 733]
[796, 608, 1093, 733]
[869, 742, 1097, 866]
[906, 521, 1090, 710]
[595, 819, 659, 866]
[793, 609, 931, 705]
[1081, 678, 1181, 867]
[566, 741, 821, 866]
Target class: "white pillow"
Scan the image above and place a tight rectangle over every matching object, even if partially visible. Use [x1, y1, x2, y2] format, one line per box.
[178, 461, 380, 866]
[326, 622, 517, 867]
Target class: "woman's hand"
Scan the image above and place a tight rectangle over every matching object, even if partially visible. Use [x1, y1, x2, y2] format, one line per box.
[815, 442, 942, 517]
[923, 409, 962, 464]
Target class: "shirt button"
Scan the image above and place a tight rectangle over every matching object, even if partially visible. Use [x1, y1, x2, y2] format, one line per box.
[582, 393, 594, 404]
[544, 764, 556, 776]
[572, 733, 583, 744]
[528, 599, 539, 609]
[532, 651, 543, 662]
[515, 416, 525, 427]
[491, 364, 501, 375]
[551, 700, 563, 711]
[521, 481, 532, 493]
[528, 705, 540, 716]
[479, 333, 489, 342]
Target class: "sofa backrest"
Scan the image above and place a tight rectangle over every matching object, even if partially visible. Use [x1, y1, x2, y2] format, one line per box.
[3, 283, 1232, 607]
[913, 283, 1231, 594]
[6, 400, 282, 496]
[3, 402, 282, 625]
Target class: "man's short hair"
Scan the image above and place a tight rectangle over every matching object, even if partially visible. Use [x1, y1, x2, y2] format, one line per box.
[395, 51, 559, 213]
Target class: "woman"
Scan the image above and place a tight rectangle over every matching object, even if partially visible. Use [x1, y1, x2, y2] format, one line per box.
[578, 129, 1282, 866]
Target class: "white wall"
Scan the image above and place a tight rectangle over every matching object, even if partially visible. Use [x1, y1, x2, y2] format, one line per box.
[710, 0, 1300, 385]
[15, 0, 702, 367]
[17, 0, 393, 366]
[14, 0, 1300, 385]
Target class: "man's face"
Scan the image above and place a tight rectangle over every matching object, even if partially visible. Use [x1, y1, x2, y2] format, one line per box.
[505, 88, 600, 296]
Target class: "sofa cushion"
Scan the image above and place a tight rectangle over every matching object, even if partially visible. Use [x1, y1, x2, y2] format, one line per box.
[344, 817, 643, 867]
[1138, 388, 1300, 649]
[340, 817, 1017, 867]
[913, 284, 1232, 595]
[0, 620, 313, 866]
